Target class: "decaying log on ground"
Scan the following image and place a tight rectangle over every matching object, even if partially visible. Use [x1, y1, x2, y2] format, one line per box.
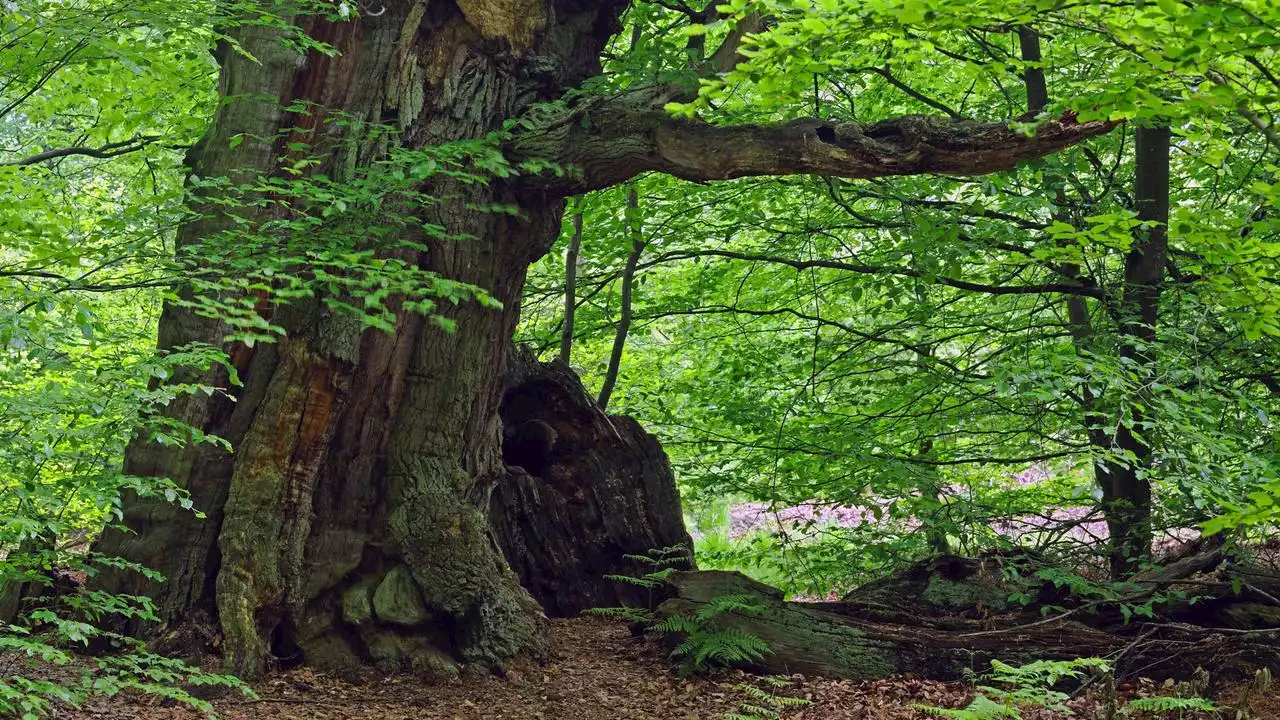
[490, 347, 693, 617]
[657, 555, 1280, 685]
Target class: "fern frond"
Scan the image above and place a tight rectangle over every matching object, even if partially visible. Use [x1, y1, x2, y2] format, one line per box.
[734, 684, 771, 701]
[697, 593, 766, 620]
[583, 606, 651, 623]
[621, 545, 691, 567]
[912, 694, 1021, 720]
[911, 705, 974, 719]
[1122, 695, 1217, 714]
[603, 568, 672, 588]
[735, 704, 781, 719]
[652, 614, 700, 634]
[689, 628, 771, 666]
[622, 553, 662, 565]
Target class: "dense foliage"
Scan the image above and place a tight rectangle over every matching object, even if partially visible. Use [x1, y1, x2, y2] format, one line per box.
[519, 0, 1280, 592]
[1, 0, 1277, 715]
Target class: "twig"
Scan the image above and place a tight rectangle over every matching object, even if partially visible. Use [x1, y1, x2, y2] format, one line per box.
[4, 135, 161, 166]
[1243, 581, 1280, 607]
[956, 600, 1105, 637]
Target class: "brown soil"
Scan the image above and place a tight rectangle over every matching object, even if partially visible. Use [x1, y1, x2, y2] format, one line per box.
[49, 617, 1248, 720]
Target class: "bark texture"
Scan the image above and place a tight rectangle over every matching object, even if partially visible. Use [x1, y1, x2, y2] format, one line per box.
[94, 1, 630, 678]
[491, 348, 694, 617]
[1103, 124, 1171, 577]
[515, 108, 1117, 194]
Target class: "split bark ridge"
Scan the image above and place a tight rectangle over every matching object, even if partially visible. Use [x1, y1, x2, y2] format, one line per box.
[491, 347, 693, 617]
[83, 2, 1116, 678]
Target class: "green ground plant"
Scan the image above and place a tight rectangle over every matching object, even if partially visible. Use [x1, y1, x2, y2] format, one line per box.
[722, 675, 812, 720]
[590, 548, 773, 677]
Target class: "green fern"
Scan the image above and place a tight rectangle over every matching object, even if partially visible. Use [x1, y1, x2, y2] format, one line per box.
[662, 591, 772, 673]
[737, 683, 810, 708]
[582, 606, 652, 622]
[696, 593, 766, 620]
[651, 613, 700, 634]
[589, 547, 771, 677]
[723, 676, 811, 720]
[604, 566, 677, 589]
[988, 657, 1108, 687]
[1122, 695, 1217, 717]
[588, 545, 693, 624]
[914, 695, 1021, 719]
[914, 657, 1111, 720]
[676, 626, 772, 668]
[622, 544, 691, 567]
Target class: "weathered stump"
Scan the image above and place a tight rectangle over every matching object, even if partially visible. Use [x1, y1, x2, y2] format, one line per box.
[489, 348, 694, 617]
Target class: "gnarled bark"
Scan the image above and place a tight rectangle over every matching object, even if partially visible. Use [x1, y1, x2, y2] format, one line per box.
[490, 347, 693, 617]
[93, 1, 630, 679]
[514, 107, 1117, 195]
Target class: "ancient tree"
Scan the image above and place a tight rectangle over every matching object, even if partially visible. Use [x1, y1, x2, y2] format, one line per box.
[93, 1, 1113, 678]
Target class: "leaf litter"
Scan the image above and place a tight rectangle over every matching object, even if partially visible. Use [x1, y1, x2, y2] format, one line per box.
[49, 617, 1248, 719]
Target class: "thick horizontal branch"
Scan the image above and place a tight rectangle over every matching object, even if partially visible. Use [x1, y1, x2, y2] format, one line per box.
[514, 104, 1117, 195]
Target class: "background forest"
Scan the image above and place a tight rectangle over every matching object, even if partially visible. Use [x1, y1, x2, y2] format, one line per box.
[519, 1, 1280, 590]
[1, 0, 1279, 718]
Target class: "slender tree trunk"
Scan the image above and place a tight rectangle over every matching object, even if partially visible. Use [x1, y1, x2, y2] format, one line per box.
[93, 3, 628, 678]
[1017, 27, 1049, 117]
[1018, 27, 1163, 578]
[915, 437, 950, 555]
[1019, 25, 1100, 494]
[1104, 124, 1170, 577]
[597, 187, 642, 412]
[909, 291, 949, 555]
[559, 208, 582, 364]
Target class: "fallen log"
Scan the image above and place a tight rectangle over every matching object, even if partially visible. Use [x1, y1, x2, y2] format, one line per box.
[656, 568, 1280, 685]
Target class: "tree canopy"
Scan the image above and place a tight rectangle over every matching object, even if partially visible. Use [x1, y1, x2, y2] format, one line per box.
[1, 0, 1277, 716]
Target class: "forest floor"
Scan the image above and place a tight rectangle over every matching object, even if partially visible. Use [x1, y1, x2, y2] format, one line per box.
[54, 616, 1269, 720]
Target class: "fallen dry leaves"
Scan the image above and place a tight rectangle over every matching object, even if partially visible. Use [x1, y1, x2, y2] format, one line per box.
[48, 617, 1253, 720]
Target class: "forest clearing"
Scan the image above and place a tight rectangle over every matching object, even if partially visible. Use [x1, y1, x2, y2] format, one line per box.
[2, 0, 1279, 718]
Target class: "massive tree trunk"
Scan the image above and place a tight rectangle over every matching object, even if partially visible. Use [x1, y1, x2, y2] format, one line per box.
[89, 1, 1116, 681]
[94, 2, 630, 679]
